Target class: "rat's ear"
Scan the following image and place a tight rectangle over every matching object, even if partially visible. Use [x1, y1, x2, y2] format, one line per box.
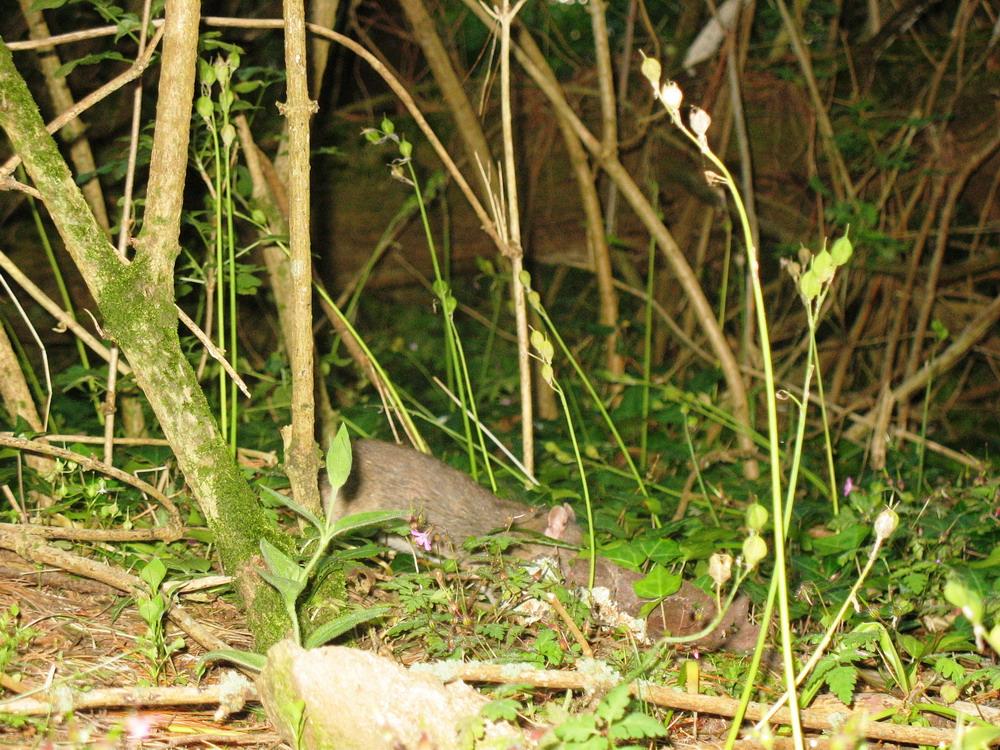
[543, 504, 576, 539]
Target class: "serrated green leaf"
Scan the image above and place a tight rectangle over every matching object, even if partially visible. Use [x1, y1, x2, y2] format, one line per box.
[304, 605, 391, 648]
[901, 571, 929, 595]
[610, 713, 667, 739]
[933, 656, 965, 682]
[825, 664, 858, 705]
[481, 698, 521, 722]
[555, 713, 598, 742]
[856, 621, 910, 693]
[596, 684, 631, 723]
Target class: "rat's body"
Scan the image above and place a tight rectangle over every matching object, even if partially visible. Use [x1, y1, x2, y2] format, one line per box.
[321, 439, 581, 556]
[318, 439, 755, 648]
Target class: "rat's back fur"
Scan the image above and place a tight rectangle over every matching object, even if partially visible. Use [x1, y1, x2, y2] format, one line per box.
[321, 439, 581, 556]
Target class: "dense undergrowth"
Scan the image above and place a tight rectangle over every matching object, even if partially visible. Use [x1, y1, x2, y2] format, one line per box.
[0, 0, 998, 747]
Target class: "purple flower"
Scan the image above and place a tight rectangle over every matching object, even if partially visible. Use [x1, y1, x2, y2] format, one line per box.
[411, 528, 432, 552]
[842, 477, 855, 496]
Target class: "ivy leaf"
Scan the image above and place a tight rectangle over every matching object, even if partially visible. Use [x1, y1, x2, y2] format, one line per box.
[601, 540, 646, 570]
[639, 537, 683, 566]
[633, 565, 682, 599]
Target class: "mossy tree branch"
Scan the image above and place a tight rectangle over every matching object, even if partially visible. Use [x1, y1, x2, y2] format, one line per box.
[0, 3, 291, 649]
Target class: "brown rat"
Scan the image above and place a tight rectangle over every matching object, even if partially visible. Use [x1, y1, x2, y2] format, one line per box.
[321, 439, 756, 649]
[320, 439, 582, 557]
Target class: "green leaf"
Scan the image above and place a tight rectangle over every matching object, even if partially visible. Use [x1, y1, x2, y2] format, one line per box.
[901, 571, 929, 595]
[933, 656, 965, 682]
[533, 628, 565, 667]
[638, 537, 683, 566]
[30, 0, 69, 10]
[259, 485, 321, 530]
[258, 568, 306, 602]
[137, 595, 165, 625]
[55, 51, 129, 78]
[825, 664, 858, 705]
[480, 698, 520, 722]
[806, 523, 868, 557]
[140, 558, 168, 592]
[324, 425, 353, 497]
[854, 622, 910, 693]
[328, 509, 409, 538]
[197, 649, 267, 673]
[596, 684, 631, 723]
[610, 712, 667, 739]
[304, 605, 391, 649]
[968, 546, 1000, 569]
[259, 539, 306, 585]
[601, 540, 646, 570]
[944, 580, 984, 623]
[896, 633, 925, 661]
[633, 565, 681, 599]
[930, 318, 949, 342]
[957, 725, 1000, 750]
[554, 713, 598, 742]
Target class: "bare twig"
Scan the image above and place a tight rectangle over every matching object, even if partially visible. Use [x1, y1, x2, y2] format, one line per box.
[0, 433, 182, 530]
[1, 24, 164, 179]
[0, 526, 230, 653]
[0, 250, 131, 377]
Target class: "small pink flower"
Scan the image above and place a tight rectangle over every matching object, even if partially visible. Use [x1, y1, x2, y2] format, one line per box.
[842, 477, 854, 496]
[411, 528, 432, 552]
[125, 713, 152, 741]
